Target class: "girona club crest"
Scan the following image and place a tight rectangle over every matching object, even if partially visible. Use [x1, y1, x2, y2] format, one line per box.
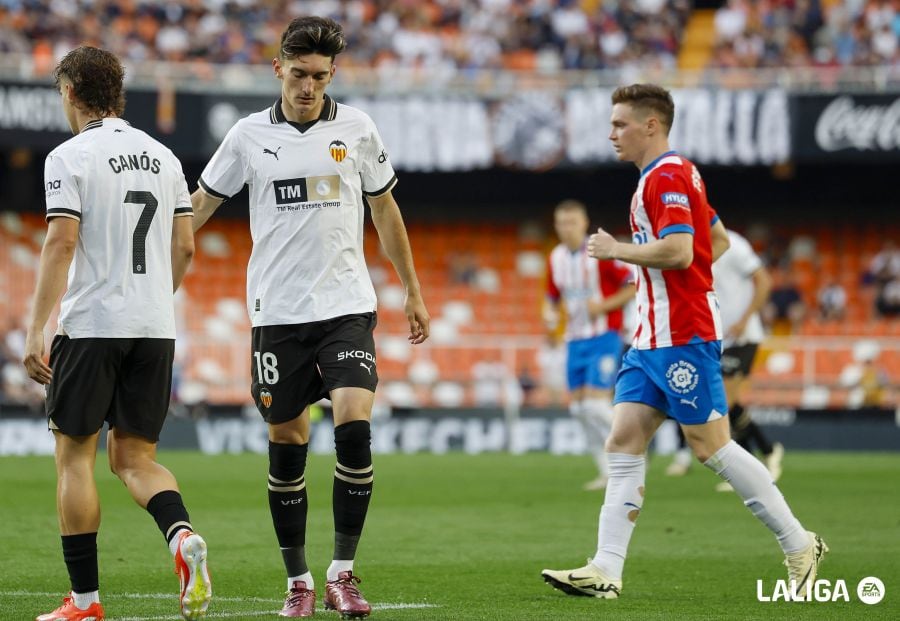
[260, 388, 273, 408]
[329, 140, 347, 162]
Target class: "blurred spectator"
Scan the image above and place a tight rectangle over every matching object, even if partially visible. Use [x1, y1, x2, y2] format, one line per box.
[763, 268, 807, 333]
[867, 240, 900, 317]
[867, 239, 900, 285]
[1, 319, 44, 410]
[448, 250, 479, 286]
[857, 356, 889, 406]
[875, 277, 900, 317]
[817, 279, 847, 320]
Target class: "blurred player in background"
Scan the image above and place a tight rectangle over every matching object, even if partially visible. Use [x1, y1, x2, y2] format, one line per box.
[190, 16, 429, 619]
[542, 83, 826, 601]
[666, 229, 782, 483]
[23, 46, 211, 621]
[713, 228, 782, 492]
[544, 200, 634, 490]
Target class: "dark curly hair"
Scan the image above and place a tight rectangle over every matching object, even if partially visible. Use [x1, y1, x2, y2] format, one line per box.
[54, 46, 125, 117]
[611, 84, 675, 134]
[280, 16, 346, 61]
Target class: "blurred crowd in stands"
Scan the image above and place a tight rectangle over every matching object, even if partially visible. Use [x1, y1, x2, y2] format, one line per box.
[0, 0, 895, 74]
[712, 0, 899, 68]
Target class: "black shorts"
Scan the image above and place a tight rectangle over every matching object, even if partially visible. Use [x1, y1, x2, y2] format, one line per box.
[720, 343, 759, 378]
[251, 312, 378, 424]
[46, 336, 174, 441]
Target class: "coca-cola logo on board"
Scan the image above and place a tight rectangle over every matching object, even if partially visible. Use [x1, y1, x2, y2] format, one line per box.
[814, 96, 900, 152]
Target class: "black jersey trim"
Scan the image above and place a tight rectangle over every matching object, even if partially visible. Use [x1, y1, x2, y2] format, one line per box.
[174, 206, 194, 214]
[46, 208, 81, 220]
[80, 118, 130, 133]
[198, 178, 230, 200]
[363, 175, 398, 198]
[270, 95, 337, 133]
[81, 120, 104, 132]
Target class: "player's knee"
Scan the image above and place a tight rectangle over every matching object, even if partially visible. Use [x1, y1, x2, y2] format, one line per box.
[268, 441, 308, 479]
[334, 420, 371, 469]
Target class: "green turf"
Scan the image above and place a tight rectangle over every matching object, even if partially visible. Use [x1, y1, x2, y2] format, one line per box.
[0, 451, 897, 620]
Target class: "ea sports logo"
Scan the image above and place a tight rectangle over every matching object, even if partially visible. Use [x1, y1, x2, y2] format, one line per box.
[857, 577, 885, 605]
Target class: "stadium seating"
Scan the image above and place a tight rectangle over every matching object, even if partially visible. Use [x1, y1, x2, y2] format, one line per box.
[1, 211, 897, 408]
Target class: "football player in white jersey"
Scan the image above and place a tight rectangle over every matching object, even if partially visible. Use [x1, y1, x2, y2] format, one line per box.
[713, 229, 783, 491]
[191, 16, 429, 619]
[23, 47, 211, 621]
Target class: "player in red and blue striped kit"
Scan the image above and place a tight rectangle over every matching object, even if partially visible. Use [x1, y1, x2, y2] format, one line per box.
[542, 84, 827, 601]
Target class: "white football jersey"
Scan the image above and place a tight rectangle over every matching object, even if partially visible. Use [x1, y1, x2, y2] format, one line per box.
[44, 118, 193, 339]
[199, 96, 396, 326]
[712, 230, 766, 346]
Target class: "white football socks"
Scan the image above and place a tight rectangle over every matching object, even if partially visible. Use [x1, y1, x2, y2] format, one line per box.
[591, 453, 646, 580]
[704, 440, 808, 553]
[289, 572, 314, 591]
[326, 560, 354, 582]
[72, 590, 99, 610]
[574, 399, 614, 476]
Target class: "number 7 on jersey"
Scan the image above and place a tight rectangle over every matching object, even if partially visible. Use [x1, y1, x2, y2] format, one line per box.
[124, 190, 158, 274]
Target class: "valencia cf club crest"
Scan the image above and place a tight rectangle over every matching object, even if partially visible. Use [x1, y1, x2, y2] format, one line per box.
[329, 140, 347, 162]
[260, 388, 273, 409]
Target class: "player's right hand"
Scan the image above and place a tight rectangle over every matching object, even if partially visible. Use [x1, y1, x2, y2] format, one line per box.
[23, 329, 52, 384]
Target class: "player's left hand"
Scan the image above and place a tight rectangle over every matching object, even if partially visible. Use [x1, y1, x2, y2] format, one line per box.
[587, 299, 608, 319]
[405, 292, 430, 344]
[588, 227, 617, 260]
[726, 318, 748, 340]
[23, 328, 52, 385]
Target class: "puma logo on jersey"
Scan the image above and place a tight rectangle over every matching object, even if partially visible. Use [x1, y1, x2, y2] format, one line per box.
[263, 146, 282, 160]
[679, 396, 699, 409]
[659, 172, 676, 180]
[360, 362, 373, 375]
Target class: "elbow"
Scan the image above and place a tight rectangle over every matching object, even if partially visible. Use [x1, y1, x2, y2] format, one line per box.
[671, 248, 693, 270]
[47, 235, 77, 259]
[177, 240, 195, 262]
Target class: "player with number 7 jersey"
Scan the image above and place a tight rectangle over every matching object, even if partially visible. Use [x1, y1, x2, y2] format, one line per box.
[25, 46, 210, 621]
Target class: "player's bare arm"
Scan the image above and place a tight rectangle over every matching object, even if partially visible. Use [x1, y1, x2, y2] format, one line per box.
[543, 297, 561, 336]
[23, 217, 79, 384]
[588, 227, 693, 270]
[190, 188, 225, 232]
[171, 215, 195, 292]
[728, 266, 772, 339]
[588, 283, 636, 320]
[367, 190, 430, 344]
[711, 217, 730, 262]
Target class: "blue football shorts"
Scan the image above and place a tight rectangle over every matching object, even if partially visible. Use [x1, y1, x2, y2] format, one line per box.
[566, 331, 623, 391]
[613, 341, 728, 425]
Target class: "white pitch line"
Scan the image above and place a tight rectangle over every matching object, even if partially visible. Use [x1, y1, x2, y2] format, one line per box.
[1, 591, 438, 619]
[0, 590, 279, 604]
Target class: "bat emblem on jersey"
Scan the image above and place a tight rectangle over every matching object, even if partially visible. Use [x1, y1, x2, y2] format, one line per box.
[260, 388, 273, 408]
[263, 146, 282, 160]
[329, 140, 348, 162]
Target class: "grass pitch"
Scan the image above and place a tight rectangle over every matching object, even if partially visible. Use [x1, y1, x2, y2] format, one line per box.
[0, 450, 897, 620]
